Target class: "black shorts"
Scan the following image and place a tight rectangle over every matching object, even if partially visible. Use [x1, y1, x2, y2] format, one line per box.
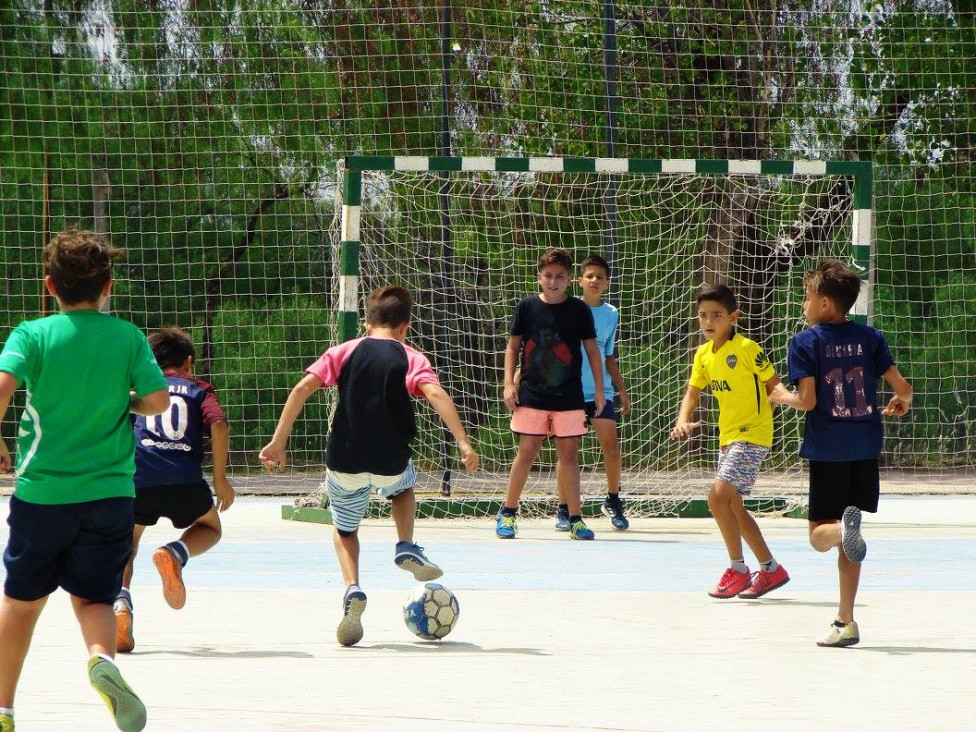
[807, 459, 880, 522]
[134, 481, 214, 529]
[3, 495, 133, 603]
[584, 399, 617, 423]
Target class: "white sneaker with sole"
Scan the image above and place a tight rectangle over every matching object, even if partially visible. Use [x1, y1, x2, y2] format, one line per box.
[817, 620, 860, 647]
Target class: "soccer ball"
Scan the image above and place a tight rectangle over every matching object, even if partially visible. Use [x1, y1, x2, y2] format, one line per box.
[403, 582, 460, 640]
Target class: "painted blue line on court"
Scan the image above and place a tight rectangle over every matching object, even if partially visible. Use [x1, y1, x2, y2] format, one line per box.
[134, 538, 976, 594]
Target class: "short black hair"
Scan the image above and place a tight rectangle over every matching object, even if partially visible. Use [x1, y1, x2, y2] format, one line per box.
[696, 283, 738, 313]
[366, 285, 412, 328]
[148, 327, 196, 369]
[579, 254, 611, 278]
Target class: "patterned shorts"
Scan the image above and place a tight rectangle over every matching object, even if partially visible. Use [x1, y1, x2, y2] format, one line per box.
[324, 462, 417, 533]
[715, 441, 770, 496]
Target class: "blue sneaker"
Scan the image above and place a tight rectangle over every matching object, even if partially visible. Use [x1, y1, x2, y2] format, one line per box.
[495, 512, 518, 539]
[554, 506, 571, 531]
[840, 506, 867, 563]
[336, 587, 367, 647]
[88, 656, 147, 732]
[570, 520, 595, 540]
[394, 542, 443, 581]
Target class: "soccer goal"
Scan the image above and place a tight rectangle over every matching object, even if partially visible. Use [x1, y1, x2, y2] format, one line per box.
[314, 156, 872, 519]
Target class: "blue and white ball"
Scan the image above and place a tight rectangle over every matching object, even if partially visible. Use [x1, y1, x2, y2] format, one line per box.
[403, 582, 459, 640]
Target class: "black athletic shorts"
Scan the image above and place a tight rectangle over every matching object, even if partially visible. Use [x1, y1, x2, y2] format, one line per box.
[3, 495, 133, 603]
[134, 481, 215, 529]
[807, 459, 880, 522]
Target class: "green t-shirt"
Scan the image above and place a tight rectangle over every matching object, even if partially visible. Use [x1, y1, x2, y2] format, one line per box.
[0, 310, 167, 505]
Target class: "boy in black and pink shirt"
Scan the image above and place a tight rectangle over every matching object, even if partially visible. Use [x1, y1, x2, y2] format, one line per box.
[260, 285, 478, 647]
[115, 327, 235, 653]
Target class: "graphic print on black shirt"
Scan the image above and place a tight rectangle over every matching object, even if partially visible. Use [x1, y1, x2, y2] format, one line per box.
[510, 296, 596, 411]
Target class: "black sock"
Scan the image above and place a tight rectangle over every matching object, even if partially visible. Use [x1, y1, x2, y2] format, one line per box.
[501, 506, 518, 517]
[569, 514, 582, 524]
[558, 503, 568, 513]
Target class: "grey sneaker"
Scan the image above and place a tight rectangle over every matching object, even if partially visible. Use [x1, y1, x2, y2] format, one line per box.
[336, 587, 367, 647]
[88, 657, 147, 732]
[394, 542, 444, 581]
[554, 505, 571, 531]
[817, 620, 860, 647]
[840, 506, 867, 563]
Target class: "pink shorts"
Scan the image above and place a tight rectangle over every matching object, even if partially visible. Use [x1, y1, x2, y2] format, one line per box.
[511, 407, 587, 438]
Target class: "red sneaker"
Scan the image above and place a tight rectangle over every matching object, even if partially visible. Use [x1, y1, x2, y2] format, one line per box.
[738, 565, 790, 599]
[708, 567, 752, 598]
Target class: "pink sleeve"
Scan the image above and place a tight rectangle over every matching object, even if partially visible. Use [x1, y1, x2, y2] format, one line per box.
[404, 345, 439, 396]
[305, 339, 363, 387]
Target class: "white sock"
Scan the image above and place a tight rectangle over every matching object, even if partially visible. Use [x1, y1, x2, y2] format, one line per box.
[761, 558, 779, 572]
[0, 706, 13, 718]
[731, 558, 748, 573]
[91, 652, 114, 665]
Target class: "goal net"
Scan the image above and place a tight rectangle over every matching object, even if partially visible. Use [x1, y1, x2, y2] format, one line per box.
[320, 157, 869, 518]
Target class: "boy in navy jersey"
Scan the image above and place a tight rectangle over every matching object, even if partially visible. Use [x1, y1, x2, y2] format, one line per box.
[114, 327, 235, 653]
[771, 260, 912, 647]
[259, 286, 478, 647]
[671, 285, 790, 600]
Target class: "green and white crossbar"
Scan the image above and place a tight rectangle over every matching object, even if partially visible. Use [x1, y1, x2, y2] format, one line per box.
[338, 156, 873, 339]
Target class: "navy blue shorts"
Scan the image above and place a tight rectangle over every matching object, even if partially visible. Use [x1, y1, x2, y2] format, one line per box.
[807, 459, 880, 522]
[3, 495, 133, 603]
[584, 399, 617, 423]
[134, 481, 215, 529]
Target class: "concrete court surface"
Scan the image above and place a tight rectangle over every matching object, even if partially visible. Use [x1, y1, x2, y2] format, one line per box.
[1, 495, 974, 732]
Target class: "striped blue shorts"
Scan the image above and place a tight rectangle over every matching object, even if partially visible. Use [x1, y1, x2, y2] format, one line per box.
[715, 441, 770, 496]
[324, 462, 417, 533]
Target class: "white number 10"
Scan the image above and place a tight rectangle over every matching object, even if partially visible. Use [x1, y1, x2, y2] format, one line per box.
[146, 396, 189, 440]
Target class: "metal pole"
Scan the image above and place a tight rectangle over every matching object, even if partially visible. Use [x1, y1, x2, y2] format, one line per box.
[438, 2, 455, 497]
[602, 0, 620, 299]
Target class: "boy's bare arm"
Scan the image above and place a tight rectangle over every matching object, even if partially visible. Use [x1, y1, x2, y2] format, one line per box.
[131, 388, 170, 416]
[606, 355, 630, 415]
[419, 382, 479, 471]
[503, 335, 521, 411]
[209, 419, 235, 511]
[768, 376, 816, 410]
[0, 371, 16, 471]
[583, 339, 606, 413]
[670, 385, 702, 439]
[881, 364, 913, 416]
[259, 373, 323, 470]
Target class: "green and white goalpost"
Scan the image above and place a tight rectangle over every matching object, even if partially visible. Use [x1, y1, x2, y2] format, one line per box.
[298, 156, 873, 520]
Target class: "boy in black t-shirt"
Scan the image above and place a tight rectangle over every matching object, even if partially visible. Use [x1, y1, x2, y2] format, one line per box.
[497, 248, 605, 540]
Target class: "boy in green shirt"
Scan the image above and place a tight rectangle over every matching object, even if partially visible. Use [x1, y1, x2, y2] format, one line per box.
[0, 228, 169, 732]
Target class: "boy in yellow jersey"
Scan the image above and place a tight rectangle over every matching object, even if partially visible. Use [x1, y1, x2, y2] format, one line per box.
[670, 284, 790, 599]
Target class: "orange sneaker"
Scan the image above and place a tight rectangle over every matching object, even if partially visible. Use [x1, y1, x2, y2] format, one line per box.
[708, 567, 752, 598]
[738, 564, 790, 599]
[153, 547, 186, 610]
[114, 599, 135, 653]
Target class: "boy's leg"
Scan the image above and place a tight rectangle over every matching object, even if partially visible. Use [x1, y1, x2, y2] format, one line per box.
[729, 495, 772, 564]
[0, 595, 47, 708]
[77, 595, 147, 732]
[591, 417, 622, 495]
[708, 480, 746, 562]
[177, 507, 222, 558]
[333, 528, 361, 587]
[504, 435, 545, 509]
[115, 524, 145, 654]
[391, 487, 444, 581]
[837, 551, 861, 625]
[554, 436, 582, 515]
[592, 417, 629, 530]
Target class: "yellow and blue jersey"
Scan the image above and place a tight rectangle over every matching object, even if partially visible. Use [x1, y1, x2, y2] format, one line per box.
[689, 332, 776, 447]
